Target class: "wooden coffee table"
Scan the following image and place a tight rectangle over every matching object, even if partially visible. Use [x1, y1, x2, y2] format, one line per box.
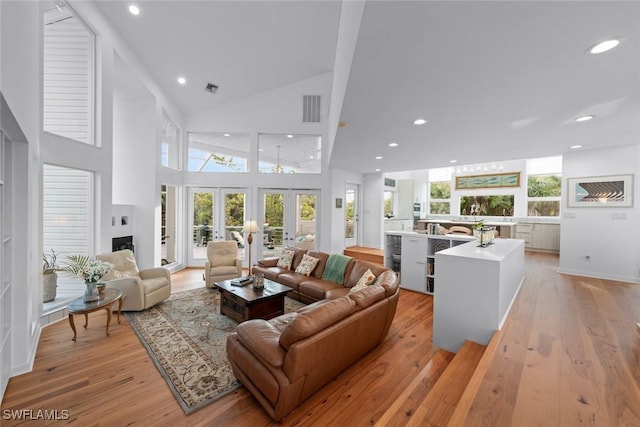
[215, 278, 292, 323]
[68, 288, 123, 341]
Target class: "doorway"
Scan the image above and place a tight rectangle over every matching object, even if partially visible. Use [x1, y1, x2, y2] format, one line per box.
[258, 189, 319, 259]
[345, 183, 359, 247]
[188, 187, 247, 265]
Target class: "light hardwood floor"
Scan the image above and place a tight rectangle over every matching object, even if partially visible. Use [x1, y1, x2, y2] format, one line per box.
[1, 252, 639, 426]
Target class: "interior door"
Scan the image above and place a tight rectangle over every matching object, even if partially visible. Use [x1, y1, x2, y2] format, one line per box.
[258, 189, 319, 259]
[345, 183, 358, 247]
[189, 187, 247, 265]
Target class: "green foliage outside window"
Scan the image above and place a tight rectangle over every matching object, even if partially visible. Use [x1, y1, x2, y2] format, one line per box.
[528, 175, 561, 197]
[430, 202, 450, 214]
[430, 181, 451, 199]
[528, 201, 560, 216]
[384, 191, 394, 217]
[460, 195, 514, 216]
[225, 193, 245, 226]
[193, 192, 213, 225]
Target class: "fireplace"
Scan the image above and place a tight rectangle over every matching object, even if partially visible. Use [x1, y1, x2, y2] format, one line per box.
[112, 235, 134, 253]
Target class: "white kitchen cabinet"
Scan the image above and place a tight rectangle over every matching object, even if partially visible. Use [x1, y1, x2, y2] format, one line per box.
[401, 234, 428, 293]
[515, 222, 559, 252]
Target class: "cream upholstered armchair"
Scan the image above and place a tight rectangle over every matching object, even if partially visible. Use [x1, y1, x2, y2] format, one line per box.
[204, 241, 243, 288]
[96, 249, 171, 311]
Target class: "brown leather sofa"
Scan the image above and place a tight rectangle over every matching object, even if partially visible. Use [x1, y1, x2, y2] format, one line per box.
[252, 248, 392, 303]
[226, 270, 400, 421]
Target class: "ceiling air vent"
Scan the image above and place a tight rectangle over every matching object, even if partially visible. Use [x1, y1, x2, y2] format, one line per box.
[205, 82, 219, 94]
[303, 95, 321, 123]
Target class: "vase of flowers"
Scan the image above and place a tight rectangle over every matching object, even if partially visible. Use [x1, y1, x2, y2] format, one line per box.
[61, 255, 113, 302]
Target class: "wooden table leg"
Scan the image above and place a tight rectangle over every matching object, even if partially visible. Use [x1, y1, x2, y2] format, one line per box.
[105, 306, 112, 336]
[68, 314, 77, 341]
[117, 296, 122, 324]
[83, 313, 89, 329]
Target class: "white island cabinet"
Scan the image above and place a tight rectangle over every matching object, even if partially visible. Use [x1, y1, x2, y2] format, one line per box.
[433, 238, 525, 353]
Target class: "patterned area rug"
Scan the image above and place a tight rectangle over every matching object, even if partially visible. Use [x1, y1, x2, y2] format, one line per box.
[126, 287, 304, 414]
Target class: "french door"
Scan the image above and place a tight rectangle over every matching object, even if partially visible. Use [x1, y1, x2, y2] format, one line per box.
[188, 187, 247, 265]
[345, 183, 359, 247]
[258, 189, 319, 259]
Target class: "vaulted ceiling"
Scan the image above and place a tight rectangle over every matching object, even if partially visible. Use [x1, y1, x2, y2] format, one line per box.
[93, 1, 640, 174]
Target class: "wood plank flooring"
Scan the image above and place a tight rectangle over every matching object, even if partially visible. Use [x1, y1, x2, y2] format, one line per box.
[2, 253, 640, 426]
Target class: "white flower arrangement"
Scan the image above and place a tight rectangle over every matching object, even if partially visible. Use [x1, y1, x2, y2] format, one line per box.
[61, 255, 113, 284]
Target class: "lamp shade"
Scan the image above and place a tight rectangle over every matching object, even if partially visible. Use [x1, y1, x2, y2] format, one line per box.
[243, 219, 260, 233]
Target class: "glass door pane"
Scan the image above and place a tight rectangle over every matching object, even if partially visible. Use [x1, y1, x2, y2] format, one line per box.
[345, 184, 357, 246]
[160, 185, 178, 266]
[294, 193, 317, 251]
[222, 190, 246, 260]
[261, 191, 286, 258]
[192, 190, 214, 260]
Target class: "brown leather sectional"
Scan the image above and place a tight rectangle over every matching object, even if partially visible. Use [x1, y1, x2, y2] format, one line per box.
[251, 247, 393, 303]
[226, 265, 400, 421]
[226, 248, 400, 421]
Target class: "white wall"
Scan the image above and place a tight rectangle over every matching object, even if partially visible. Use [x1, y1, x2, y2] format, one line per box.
[559, 145, 640, 283]
[0, 0, 43, 383]
[112, 81, 157, 269]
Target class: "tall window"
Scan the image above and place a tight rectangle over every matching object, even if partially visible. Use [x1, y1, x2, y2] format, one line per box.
[258, 134, 321, 174]
[43, 1, 95, 145]
[429, 181, 451, 214]
[188, 132, 249, 172]
[527, 156, 562, 217]
[43, 164, 93, 295]
[383, 191, 394, 218]
[161, 114, 180, 169]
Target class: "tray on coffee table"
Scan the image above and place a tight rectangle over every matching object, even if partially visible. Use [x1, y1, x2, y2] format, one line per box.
[215, 278, 293, 323]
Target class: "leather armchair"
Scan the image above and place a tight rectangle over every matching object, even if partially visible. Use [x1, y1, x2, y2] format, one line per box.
[96, 249, 171, 311]
[204, 241, 243, 288]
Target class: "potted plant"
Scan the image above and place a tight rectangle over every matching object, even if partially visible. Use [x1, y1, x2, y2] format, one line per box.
[60, 255, 113, 302]
[42, 249, 59, 303]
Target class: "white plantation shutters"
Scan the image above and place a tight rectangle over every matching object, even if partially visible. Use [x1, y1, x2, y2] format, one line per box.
[43, 164, 93, 294]
[43, 5, 94, 144]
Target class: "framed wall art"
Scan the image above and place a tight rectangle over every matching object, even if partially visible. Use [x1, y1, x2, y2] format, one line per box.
[455, 172, 520, 190]
[567, 174, 633, 207]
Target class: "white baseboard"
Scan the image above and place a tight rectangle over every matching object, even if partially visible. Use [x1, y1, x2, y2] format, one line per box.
[557, 268, 640, 284]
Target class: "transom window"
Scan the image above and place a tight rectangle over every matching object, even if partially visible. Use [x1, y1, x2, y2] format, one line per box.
[188, 132, 249, 173]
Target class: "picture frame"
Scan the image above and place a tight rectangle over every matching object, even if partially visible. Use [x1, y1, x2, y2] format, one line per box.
[455, 172, 520, 190]
[335, 198, 343, 208]
[567, 174, 634, 208]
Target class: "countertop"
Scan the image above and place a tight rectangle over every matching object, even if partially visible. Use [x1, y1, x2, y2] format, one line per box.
[437, 238, 524, 262]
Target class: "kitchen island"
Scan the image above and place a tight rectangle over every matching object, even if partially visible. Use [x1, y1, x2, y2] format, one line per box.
[433, 238, 525, 352]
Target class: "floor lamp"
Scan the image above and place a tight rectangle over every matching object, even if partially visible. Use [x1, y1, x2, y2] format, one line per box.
[243, 219, 260, 276]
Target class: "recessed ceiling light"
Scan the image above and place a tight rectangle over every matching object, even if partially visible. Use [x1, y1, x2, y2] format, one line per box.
[570, 144, 583, 149]
[575, 115, 595, 122]
[177, 76, 186, 85]
[375, 156, 383, 160]
[258, 148, 264, 152]
[128, 4, 140, 15]
[587, 38, 621, 54]
[388, 142, 398, 147]
[309, 155, 314, 159]
[450, 160, 457, 163]
[413, 118, 427, 125]
[375, 168, 381, 172]
[223, 133, 230, 137]
[286, 134, 293, 138]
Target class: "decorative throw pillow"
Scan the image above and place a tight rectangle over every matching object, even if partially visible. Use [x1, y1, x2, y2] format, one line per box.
[295, 254, 320, 277]
[350, 269, 376, 293]
[276, 249, 295, 270]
